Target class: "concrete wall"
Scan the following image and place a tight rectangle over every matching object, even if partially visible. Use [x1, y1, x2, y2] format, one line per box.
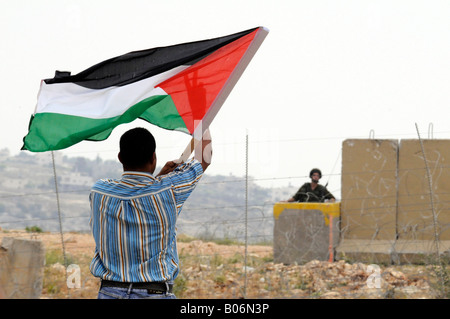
[340, 139, 398, 240]
[0, 237, 45, 299]
[337, 139, 398, 263]
[273, 202, 340, 264]
[336, 139, 450, 264]
[395, 139, 450, 263]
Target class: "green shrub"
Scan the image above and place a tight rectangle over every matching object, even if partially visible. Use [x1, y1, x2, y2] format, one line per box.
[25, 225, 43, 233]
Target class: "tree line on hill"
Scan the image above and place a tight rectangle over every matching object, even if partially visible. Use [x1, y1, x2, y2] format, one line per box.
[0, 149, 284, 242]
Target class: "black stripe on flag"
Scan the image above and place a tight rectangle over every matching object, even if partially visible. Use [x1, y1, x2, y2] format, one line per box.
[44, 27, 258, 90]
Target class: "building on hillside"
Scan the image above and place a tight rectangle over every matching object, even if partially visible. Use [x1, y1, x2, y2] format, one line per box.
[60, 172, 94, 188]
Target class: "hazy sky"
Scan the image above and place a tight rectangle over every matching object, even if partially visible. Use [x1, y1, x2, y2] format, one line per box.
[2, 0, 450, 196]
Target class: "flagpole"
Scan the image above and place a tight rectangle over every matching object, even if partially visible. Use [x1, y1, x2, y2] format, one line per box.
[177, 27, 269, 163]
[51, 151, 69, 287]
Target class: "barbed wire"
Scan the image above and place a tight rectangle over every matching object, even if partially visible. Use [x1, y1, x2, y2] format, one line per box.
[1, 133, 450, 299]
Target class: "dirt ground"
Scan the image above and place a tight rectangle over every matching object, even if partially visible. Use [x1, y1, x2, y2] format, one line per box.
[0, 230, 446, 299]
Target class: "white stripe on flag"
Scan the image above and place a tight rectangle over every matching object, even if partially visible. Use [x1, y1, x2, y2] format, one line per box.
[35, 66, 189, 119]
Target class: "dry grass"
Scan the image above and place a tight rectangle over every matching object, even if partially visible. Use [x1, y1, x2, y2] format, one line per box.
[0, 230, 446, 299]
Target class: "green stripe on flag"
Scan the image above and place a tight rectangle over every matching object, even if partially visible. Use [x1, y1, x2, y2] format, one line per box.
[22, 94, 189, 152]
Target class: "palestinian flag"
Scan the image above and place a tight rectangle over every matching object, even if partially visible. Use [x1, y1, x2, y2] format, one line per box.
[22, 27, 268, 152]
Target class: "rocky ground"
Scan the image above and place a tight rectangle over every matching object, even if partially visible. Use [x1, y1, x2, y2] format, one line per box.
[0, 230, 446, 299]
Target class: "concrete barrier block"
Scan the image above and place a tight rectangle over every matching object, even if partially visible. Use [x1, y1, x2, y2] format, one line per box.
[335, 239, 394, 264]
[273, 202, 340, 264]
[0, 237, 45, 299]
[397, 139, 450, 242]
[340, 139, 398, 241]
[393, 239, 450, 264]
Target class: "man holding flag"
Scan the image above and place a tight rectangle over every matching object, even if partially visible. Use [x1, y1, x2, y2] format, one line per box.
[21, 26, 268, 299]
[89, 127, 211, 299]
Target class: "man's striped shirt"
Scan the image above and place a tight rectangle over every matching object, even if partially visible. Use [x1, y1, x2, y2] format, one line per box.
[89, 158, 203, 283]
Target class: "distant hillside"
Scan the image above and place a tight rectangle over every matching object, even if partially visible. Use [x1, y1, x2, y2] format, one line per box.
[0, 149, 293, 243]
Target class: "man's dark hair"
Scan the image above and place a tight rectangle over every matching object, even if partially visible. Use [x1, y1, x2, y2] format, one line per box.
[309, 168, 322, 178]
[119, 127, 156, 168]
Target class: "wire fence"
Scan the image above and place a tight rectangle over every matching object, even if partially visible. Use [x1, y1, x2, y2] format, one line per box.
[0, 197, 447, 299]
[0, 135, 449, 299]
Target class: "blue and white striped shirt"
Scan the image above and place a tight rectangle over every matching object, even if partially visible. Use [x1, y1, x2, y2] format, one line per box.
[89, 158, 203, 283]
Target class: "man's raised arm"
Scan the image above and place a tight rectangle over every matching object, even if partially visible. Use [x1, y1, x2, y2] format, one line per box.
[195, 129, 212, 172]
